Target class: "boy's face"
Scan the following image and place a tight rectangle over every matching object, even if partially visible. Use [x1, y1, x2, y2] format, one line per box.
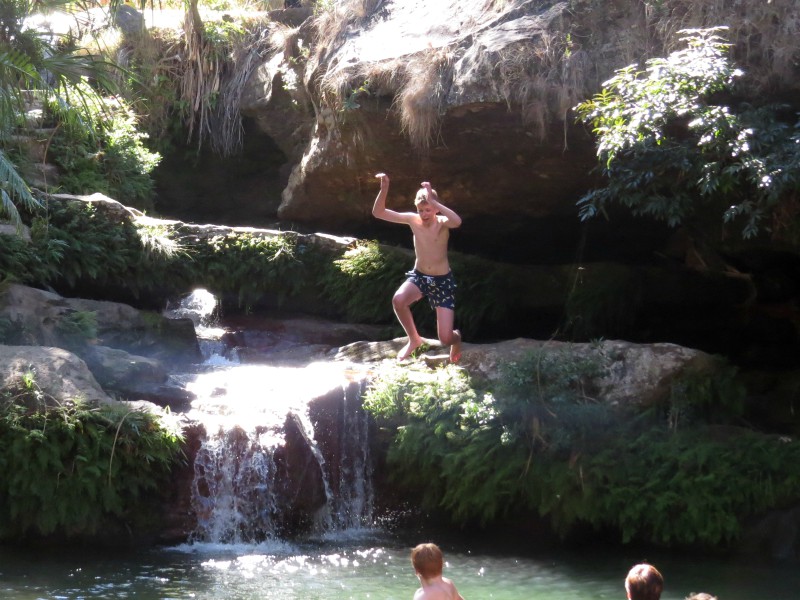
[416, 201, 436, 222]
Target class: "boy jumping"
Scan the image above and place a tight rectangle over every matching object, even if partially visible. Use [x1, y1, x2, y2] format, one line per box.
[372, 172, 462, 362]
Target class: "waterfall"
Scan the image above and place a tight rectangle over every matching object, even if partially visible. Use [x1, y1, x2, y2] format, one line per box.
[165, 288, 235, 364]
[190, 427, 279, 544]
[167, 290, 375, 544]
[322, 380, 374, 531]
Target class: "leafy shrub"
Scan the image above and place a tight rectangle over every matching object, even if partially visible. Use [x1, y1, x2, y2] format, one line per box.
[364, 354, 614, 524]
[0, 228, 61, 285]
[0, 387, 184, 539]
[32, 201, 146, 290]
[55, 310, 98, 347]
[362, 352, 800, 547]
[575, 27, 800, 242]
[47, 90, 161, 210]
[191, 231, 310, 308]
[322, 240, 410, 324]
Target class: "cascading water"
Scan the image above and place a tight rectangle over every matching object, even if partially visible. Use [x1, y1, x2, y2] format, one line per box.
[324, 380, 374, 531]
[309, 378, 375, 534]
[190, 425, 280, 544]
[165, 288, 236, 364]
[168, 289, 375, 544]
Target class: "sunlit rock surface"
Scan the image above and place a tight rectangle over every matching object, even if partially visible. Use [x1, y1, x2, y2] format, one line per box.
[336, 336, 719, 408]
[0, 345, 113, 405]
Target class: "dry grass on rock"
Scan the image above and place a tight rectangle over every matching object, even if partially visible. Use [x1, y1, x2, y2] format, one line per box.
[308, 0, 800, 150]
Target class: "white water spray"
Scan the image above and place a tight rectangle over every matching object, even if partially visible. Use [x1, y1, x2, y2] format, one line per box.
[167, 290, 375, 544]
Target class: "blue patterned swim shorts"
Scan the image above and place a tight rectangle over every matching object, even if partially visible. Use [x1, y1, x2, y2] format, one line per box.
[405, 269, 457, 310]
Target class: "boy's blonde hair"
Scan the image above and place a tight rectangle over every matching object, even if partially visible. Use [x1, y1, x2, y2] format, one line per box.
[411, 543, 443, 579]
[414, 188, 429, 206]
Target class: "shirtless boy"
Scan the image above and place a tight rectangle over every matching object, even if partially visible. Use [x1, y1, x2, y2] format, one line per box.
[372, 172, 462, 362]
[410, 543, 464, 600]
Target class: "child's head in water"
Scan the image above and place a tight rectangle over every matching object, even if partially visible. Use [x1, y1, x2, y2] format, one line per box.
[411, 543, 444, 579]
[625, 563, 663, 600]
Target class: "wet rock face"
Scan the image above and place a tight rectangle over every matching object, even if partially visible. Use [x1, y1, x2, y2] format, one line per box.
[272, 413, 329, 534]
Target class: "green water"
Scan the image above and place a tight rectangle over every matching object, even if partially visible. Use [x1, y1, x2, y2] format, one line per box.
[1, 531, 797, 599]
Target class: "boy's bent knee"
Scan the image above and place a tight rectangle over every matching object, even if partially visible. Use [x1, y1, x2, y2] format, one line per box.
[393, 291, 418, 309]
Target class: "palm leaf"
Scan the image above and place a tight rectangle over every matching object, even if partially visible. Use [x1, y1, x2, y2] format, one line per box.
[0, 150, 39, 226]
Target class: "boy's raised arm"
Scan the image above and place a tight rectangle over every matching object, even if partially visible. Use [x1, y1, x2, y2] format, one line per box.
[373, 172, 415, 224]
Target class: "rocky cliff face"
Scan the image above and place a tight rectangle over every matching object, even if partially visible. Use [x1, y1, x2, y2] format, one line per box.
[210, 0, 800, 363]
[233, 0, 800, 261]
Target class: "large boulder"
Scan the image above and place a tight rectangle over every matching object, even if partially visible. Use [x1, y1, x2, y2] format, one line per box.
[80, 345, 195, 409]
[336, 337, 718, 408]
[0, 283, 200, 367]
[0, 345, 113, 405]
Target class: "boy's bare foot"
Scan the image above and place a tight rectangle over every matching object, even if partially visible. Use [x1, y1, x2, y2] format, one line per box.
[449, 330, 462, 364]
[398, 339, 424, 361]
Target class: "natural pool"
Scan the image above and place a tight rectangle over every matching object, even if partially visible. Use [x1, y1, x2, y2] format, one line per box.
[2, 530, 798, 600]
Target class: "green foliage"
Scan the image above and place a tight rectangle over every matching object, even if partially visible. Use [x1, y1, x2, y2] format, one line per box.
[494, 346, 613, 454]
[576, 430, 800, 546]
[203, 18, 246, 47]
[664, 360, 746, 431]
[6, 200, 188, 301]
[191, 231, 309, 308]
[47, 91, 161, 209]
[341, 80, 370, 112]
[363, 351, 798, 547]
[0, 0, 121, 225]
[574, 27, 800, 241]
[55, 310, 98, 347]
[322, 240, 409, 324]
[32, 201, 145, 290]
[0, 386, 184, 539]
[364, 352, 613, 524]
[0, 227, 61, 284]
[0, 147, 40, 227]
[364, 363, 502, 516]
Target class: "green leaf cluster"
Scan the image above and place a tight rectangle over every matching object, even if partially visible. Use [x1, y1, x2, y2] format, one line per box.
[363, 352, 800, 548]
[191, 230, 309, 308]
[0, 390, 184, 539]
[0, 0, 122, 226]
[576, 429, 800, 546]
[575, 27, 800, 241]
[55, 310, 98, 348]
[0, 225, 62, 285]
[31, 200, 152, 292]
[322, 240, 410, 324]
[46, 90, 161, 210]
